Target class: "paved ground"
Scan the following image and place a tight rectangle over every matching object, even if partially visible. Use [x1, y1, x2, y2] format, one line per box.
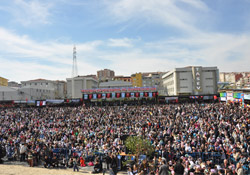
[0, 159, 127, 175]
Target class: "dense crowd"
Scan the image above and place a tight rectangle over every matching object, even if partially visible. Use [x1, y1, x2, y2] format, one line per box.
[0, 102, 250, 175]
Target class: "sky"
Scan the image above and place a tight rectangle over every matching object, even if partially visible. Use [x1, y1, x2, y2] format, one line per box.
[0, 0, 250, 82]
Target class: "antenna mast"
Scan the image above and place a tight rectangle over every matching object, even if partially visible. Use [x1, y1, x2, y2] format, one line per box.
[71, 45, 78, 98]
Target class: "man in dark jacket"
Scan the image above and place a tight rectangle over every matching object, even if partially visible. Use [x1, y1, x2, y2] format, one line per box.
[44, 156, 51, 168]
[110, 154, 118, 175]
[159, 159, 170, 175]
[174, 159, 184, 175]
[105, 153, 111, 170]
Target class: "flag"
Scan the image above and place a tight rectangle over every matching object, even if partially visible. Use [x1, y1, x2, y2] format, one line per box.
[126, 92, 130, 97]
[121, 92, 125, 98]
[149, 92, 152, 98]
[116, 93, 121, 98]
[89, 94, 93, 99]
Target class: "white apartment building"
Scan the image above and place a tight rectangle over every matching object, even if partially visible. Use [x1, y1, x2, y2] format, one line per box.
[66, 76, 98, 98]
[162, 66, 219, 96]
[21, 79, 66, 99]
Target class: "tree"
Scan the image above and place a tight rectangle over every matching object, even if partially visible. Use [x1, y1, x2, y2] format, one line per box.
[125, 136, 154, 157]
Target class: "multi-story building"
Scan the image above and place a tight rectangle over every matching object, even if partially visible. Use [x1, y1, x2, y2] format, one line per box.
[8, 81, 21, 88]
[21, 79, 66, 99]
[237, 74, 250, 87]
[162, 66, 219, 96]
[220, 72, 243, 84]
[131, 72, 165, 95]
[131, 73, 142, 87]
[0, 76, 8, 86]
[99, 80, 132, 88]
[141, 72, 164, 87]
[220, 72, 250, 88]
[97, 69, 115, 82]
[113, 76, 131, 82]
[66, 76, 98, 98]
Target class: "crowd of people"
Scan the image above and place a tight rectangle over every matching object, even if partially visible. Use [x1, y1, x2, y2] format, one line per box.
[0, 102, 250, 175]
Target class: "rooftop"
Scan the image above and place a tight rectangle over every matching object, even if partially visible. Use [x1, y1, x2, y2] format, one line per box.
[99, 80, 132, 87]
[0, 86, 17, 92]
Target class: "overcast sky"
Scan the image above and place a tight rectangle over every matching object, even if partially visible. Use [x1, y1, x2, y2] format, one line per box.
[0, 0, 250, 82]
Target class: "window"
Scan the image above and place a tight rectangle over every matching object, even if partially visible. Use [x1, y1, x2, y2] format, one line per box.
[35, 83, 37, 85]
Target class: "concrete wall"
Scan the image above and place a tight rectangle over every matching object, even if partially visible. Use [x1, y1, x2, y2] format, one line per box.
[162, 67, 218, 96]
[21, 80, 66, 99]
[178, 71, 193, 95]
[0, 87, 55, 101]
[202, 71, 217, 94]
[162, 71, 175, 95]
[67, 77, 98, 98]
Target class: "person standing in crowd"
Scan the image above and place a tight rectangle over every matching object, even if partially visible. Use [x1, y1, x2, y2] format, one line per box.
[27, 151, 33, 167]
[19, 143, 27, 162]
[80, 156, 86, 167]
[92, 156, 102, 173]
[111, 154, 118, 175]
[44, 156, 51, 168]
[139, 159, 149, 175]
[105, 152, 112, 170]
[236, 163, 244, 175]
[158, 159, 170, 175]
[73, 157, 79, 172]
[174, 159, 184, 175]
[128, 164, 139, 175]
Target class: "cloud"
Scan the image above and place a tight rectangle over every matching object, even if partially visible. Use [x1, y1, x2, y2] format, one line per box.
[0, 27, 102, 63]
[0, 27, 102, 82]
[1, 25, 250, 83]
[107, 38, 135, 47]
[0, 0, 250, 82]
[3, 0, 53, 26]
[103, 0, 209, 33]
[179, 0, 209, 11]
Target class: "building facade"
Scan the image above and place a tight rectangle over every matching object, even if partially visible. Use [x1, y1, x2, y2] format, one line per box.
[220, 72, 250, 88]
[0, 86, 59, 101]
[67, 76, 98, 98]
[131, 73, 142, 87]
[8, 81, 21, 88]
[99, 80, 132, 88]
[97, 69, 115, 81]
[142, 72, 164, 87]
[21, 79, 66, 99]
[0, 76, 8, 86]
[113, 76, 131, 82]
[162, 66, 219, 96]
[131, 72, 164, 88]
